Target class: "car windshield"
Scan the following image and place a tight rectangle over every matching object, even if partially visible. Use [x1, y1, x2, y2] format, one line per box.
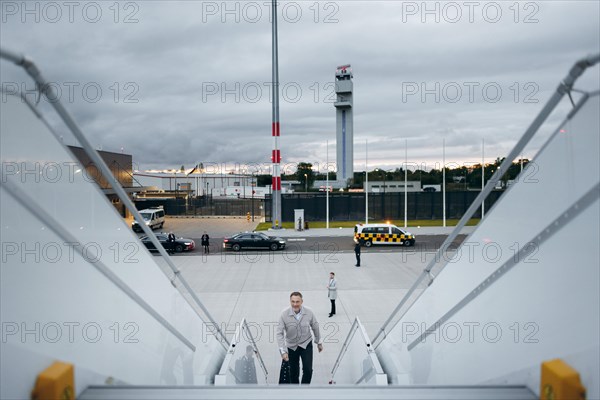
[139, 213, 151, 221]
[141, 235, 167, 241]
[257, 233, 270, 240]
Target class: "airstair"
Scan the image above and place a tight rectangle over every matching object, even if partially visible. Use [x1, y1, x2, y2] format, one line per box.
[1, 48, 598, 399]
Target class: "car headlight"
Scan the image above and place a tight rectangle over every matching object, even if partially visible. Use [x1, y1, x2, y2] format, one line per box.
[279, 241, 285, 244]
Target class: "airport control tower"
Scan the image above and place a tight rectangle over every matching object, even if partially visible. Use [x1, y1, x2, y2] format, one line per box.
[334, 64, 354, 184]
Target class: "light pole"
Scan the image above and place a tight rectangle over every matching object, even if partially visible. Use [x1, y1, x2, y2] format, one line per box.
[383, 169, 388, 222]
[365, 139, 368, 224]
[304, 173, 308, 192]
[364, 171, 368, 224]
[404, 138, 407, 229]
[326, 140, 330, 229]
[482, 138, 485, 218]
[251, 173, 255, 222]
[443, 138, 446, 227]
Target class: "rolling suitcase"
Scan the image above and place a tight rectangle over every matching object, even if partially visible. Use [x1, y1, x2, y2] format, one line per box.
[278, 360, 291, 384]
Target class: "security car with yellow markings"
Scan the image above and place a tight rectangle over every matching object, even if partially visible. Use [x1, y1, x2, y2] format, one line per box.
[354, 223, 416, 247]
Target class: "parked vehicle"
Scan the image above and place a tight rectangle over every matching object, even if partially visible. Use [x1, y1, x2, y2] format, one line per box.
[422, 184, 440, 192]
[132, 207, 165, 232]
[354, 223, 416, 247]
[140, 233, 195, 253]
[223, 232, 286, 251]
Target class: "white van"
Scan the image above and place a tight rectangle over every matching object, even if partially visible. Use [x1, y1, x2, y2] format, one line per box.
[354, 223, 416, 247]
[132, 207, 165, 232]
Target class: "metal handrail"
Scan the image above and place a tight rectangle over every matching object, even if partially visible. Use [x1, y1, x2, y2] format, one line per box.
[331, 317, 385, 384]
[372, 52, 600, 349]
[0, 47, 230, 348]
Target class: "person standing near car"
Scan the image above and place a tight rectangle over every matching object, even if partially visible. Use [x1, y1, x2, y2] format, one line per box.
[167, 232, 176, 254]
[277, 292, 323, 384]
[201, 231, 210, 254]
[327, 272, 337, 317]
[354, 242, 361, 267]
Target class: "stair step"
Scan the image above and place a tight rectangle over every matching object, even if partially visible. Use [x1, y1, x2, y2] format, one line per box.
[80, 385, 536, 400]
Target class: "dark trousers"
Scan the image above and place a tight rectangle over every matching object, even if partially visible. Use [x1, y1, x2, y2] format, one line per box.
[330, 299, 336, 315]
[288, 342, 313, 384]
[355, 253, 361, 266]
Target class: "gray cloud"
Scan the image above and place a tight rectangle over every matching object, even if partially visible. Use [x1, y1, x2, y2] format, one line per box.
[1, 0, 598, 172]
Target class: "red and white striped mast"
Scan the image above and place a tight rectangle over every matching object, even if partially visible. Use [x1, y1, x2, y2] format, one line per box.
[271, 0, 282, 228]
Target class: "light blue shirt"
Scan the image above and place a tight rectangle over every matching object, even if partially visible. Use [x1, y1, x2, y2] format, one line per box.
[293, 307, 303, 321]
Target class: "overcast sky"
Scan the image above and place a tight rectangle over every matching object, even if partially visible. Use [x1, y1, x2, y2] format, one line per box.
[1, 1, 599, 174]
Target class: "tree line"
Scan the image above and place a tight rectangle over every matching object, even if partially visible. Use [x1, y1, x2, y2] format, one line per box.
[254, 158, 531, 190]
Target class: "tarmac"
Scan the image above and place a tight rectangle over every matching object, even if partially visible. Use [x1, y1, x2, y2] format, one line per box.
[137, 216, 476, 239]
[155, 219, 479, 385]
[268, 226, 476, 237]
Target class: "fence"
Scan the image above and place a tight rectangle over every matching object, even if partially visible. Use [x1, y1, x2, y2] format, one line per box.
[133, 191, 502, 221]
[134, 197, 264, 217]
[263, 191, 504, 222]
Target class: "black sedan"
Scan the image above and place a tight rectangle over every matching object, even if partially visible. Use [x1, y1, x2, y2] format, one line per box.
[140, 233, 195, 253]
[223, 232, 286, 251]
